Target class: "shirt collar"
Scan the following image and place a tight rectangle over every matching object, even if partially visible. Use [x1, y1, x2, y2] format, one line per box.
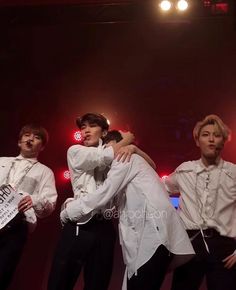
[196, 158, 223, 174]
[16, 154, 38, 164]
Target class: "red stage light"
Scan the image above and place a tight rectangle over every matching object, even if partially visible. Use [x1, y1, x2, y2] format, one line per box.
[202, 0, 229, 14]
[63, 170, 71, 180]
[161, 175, 168, 180]
[203, 0, 212, 8]
[73, 130, 83, 142]
[211, 2, 229, 14]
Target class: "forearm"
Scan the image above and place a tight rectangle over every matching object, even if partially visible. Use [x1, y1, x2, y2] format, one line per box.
[162, 173, 180, 196]
[68, 145, 114, 171]
[65, 181, 118, 221]
[31, 174, 57, 218]
[111, 131, 134, 155]
[63, 160, 129, 222]
[112, 139, 132, 155]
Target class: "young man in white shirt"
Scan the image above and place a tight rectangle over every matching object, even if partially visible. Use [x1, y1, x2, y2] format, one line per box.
[60, 130, 195, 290]
[164, 114, 236, 290]
[0, 124, 57, 290]
[48, 113, 139, 290]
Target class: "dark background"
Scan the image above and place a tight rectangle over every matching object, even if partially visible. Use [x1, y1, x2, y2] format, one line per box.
[0, 0, 235, 289]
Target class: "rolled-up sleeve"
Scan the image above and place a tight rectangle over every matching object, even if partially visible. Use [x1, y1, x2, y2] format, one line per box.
[31, 168, 57, 218]
[67, 144, 114, 172]
[163, 171, 180, 196]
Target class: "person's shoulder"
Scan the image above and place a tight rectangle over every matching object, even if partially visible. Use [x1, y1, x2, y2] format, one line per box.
[112, 155, 137, 168]
[67, 144, 84, 154]
[223, 160, 236, 168]
[176, 160, 197, 172]
[130, 153, 145, 165]
[129, 154, 150, 170]
[0, 157, 14, 164]
[222, 160, 236, 179]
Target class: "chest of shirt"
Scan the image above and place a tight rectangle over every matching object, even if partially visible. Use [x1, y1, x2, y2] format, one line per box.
[177, 169, 236, 203]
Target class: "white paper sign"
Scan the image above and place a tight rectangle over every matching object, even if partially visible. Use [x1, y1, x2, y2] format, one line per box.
[0, 184, 22, 229]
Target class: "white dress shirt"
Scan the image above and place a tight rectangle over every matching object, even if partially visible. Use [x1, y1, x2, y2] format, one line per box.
[164, 159, 236, 238]
[61, 154, 195, 289]
[0, 155, 57, 230]
[64, 139, 114, 224]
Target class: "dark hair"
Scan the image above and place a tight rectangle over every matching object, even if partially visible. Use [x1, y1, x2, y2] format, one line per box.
[76, 113, 109, 131]
[103, 130, 123, 144]
[19, 124, 49, 146]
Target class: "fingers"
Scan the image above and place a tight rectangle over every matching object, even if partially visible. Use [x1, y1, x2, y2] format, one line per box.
[116, 151, 132, 162]
[222, 254, 236, 269]
[18, 196, 33, 212]
[116, 145, 135, 162]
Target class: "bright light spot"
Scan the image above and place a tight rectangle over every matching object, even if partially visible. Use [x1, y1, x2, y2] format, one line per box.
[161, 175, 168, 180]
[160, 0, 172, 11]
[203, 0, 211, 8]
[63, 170, 70, 180]
[177, 0, 189, 11]
[107, 119, 110, 126]
[73, 130, 83, 142]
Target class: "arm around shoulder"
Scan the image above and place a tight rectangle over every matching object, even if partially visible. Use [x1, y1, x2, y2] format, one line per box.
[67, 144, 114, 171]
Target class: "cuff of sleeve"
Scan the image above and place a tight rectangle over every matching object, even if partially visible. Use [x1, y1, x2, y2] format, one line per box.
[60, 208, 69, 223]
[66, 201, 83, 222]
[31, 195, 37, 206]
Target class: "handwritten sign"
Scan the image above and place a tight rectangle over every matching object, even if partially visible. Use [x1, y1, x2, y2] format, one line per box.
[0, 184, 22, 229]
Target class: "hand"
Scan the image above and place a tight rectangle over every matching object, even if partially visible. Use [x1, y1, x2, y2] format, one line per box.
[60, 209, 69, 225]
[116, 144, 136, 162]
[18, 195, 33, 213]
[119, 131, 135, 144]
[222, 251, 236, 269]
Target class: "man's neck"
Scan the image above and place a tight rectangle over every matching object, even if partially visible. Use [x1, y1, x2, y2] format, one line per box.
[201, 155, 221, 167]
[20, 152, 38, 159]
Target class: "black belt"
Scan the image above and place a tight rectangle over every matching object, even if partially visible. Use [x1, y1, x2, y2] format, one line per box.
[187, 228, 220, 238]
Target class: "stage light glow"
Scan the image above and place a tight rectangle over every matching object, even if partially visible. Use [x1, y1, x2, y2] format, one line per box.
[63, 170, 70, 180]
[73, 130, 83, 142]
[176, 0, 189, 11]
[159, 0, 172, 11]
[161, 175, 168, 180]
[211, 2, 229, 14]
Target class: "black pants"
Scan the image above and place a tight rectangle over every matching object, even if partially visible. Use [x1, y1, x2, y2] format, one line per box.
[0, 215, 28, 290]
[48, 216, 116, 290]
[127, 245, 172, 290]
[171, 229, 236, 290]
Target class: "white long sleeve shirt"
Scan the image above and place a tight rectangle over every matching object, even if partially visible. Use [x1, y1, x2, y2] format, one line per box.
[164, 159, 236, 237]
[62, 154, 195, 288]
[64, 140, 114, 223]
[0, 155, 57, 230]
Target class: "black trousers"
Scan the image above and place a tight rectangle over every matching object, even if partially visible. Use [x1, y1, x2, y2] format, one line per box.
[48, 216, 116, 290]
[171, 229, 236, 290]
[0, 215, 28, 290]
[127, 245, 172, 290]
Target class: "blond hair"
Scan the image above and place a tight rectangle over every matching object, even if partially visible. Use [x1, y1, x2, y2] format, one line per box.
[193, 114, 231, 142]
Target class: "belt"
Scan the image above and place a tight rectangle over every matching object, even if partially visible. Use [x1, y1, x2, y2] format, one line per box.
[187, 228, 220, 238]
